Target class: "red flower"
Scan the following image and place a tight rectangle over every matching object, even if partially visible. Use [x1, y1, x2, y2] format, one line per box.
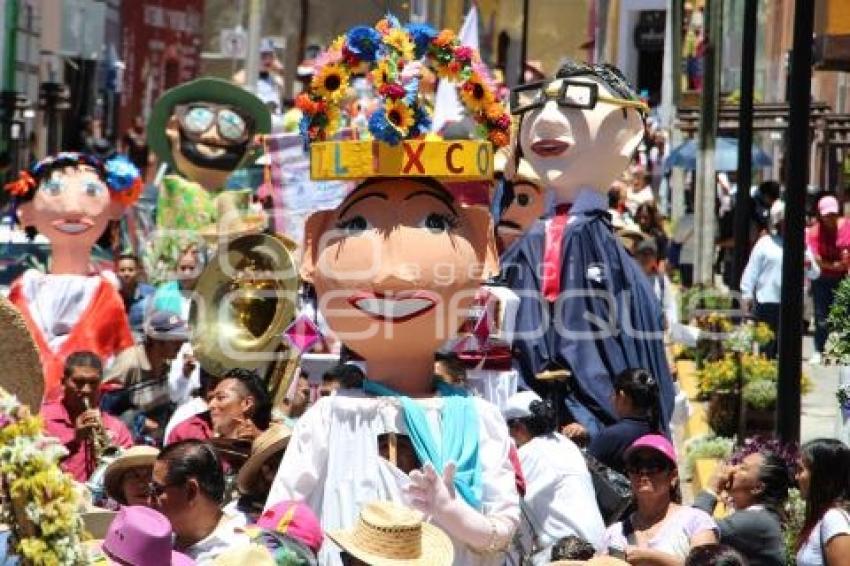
[448, 61, 462, 74]
[342, 46, 360, 66]
[496, 114, 512, 130]
[488, 130, 509, 148]
[380, 83, 406, 100]
[454, 46, 473, 63]
[295, 93, 318, 114]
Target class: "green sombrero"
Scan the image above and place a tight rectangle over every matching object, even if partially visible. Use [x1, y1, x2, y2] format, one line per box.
[147, 77, 273, 174]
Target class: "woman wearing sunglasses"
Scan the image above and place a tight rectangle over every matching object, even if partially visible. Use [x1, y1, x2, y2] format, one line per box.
[605, 435, 718, 564]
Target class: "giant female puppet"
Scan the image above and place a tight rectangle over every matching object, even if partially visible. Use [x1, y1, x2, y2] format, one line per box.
[4, 153, 139, 401]
[501, 61, 673, 437]
[265, 17, 519, 565]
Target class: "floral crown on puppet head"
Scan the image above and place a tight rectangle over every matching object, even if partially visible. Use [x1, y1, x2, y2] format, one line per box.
[298, 15, 511, 181]
[4, 152, 143, 206]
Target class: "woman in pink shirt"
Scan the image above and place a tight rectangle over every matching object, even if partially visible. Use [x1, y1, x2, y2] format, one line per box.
[806, 195, 850, 361]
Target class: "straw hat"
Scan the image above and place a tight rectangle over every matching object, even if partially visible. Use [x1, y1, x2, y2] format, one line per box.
[103, 446, 160, 503]
[236, 424, 292, 495]
[0, 296, 44, 411]
[327, 501, 454, 566]
[198, 191, 268, 243]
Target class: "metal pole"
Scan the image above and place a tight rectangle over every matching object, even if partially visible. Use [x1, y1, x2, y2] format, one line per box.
[731, 0, 757, 291]
[520, 0, 529, 84]
[694, 0, 722, 285]
[776, 0, 814, 444]
[244, 0, 263, 94]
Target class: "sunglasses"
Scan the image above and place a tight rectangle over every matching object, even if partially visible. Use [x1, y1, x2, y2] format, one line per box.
[510, 79, 649, 116]
[625, 457, 671, 476]
[174, 103, 253, 144]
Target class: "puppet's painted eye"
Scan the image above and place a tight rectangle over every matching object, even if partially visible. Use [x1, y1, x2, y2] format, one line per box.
[516, 193, 532, 207]
[218, 109, 246, 140]
[420, 213, 458, 234]
[336, 215, 370, 235]
[84, 181, 106, 197]
[42, 180, 63, 196]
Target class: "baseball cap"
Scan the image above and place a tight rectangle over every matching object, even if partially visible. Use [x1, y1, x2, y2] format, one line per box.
[623, 434, 677, 467]
[145, 310, 189, 341]
[502, 390, 543, 421]
[818, 195, 840, 216]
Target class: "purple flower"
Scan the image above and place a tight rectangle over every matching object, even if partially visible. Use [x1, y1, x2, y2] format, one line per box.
[346, 26, 382, 62]
[406, 23, 437, 58]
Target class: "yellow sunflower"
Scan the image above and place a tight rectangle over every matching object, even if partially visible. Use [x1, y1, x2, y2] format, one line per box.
[311, 63, 350, 103]
[384, 99, 415, 135]
[384, 28, 415, 60]
[370, 59, 394, 89]
[459, 73, 495, 113]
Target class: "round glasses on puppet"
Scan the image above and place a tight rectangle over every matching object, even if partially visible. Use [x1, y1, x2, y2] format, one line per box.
[147, 77, 272, 192]
[511, 60, 648, 205]
[5, 152, 142, 275]
[301, 177, 498, 389]
[495, 153, 548, 255]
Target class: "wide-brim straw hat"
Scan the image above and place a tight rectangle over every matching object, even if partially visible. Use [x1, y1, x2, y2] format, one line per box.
[0, 296, 44, 411]
[198, 191, 268, 243]
[103, 446, 160, 503]
[236, 423, 292, 495]
[327, 501, 453, 566]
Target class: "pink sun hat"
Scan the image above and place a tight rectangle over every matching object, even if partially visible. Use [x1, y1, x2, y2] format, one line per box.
[624, 434, 677, 467]
[98, 506, 194, 565]
[256, 500, 324, 553]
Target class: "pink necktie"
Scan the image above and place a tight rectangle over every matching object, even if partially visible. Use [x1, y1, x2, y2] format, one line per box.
[542, 204, 571, 302]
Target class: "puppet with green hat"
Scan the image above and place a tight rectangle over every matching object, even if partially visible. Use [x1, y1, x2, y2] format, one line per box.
[146, 78, 272, 273]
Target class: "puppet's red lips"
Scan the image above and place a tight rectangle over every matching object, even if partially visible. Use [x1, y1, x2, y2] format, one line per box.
[348, 291, 438, 322]
[52, 219, 94, 234]
[530, 139, 570, 157]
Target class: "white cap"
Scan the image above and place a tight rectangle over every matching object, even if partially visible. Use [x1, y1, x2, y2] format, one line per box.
[502, 390, 543, 421]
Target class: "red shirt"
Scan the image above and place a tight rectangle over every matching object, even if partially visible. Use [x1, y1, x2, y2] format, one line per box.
[165, 413, 213, 446]
[40, 400, 134, 482]
[806, 220, 850, 279]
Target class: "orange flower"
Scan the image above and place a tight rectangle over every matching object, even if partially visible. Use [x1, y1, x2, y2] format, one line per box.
[4, 170, 35, 197]
[488, 129, 509, 148]
[485, 102, 506, 122]
[376, 19, 391, 35]
[433, 29, 456, 47]
[295, 93, 318, 114]
[112, 177, 143, 206]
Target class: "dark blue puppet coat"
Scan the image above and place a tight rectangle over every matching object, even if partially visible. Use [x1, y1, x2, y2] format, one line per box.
[499, 189, 673, 436]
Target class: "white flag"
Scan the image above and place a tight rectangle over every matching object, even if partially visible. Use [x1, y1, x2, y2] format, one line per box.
[431, 5, 479, 133]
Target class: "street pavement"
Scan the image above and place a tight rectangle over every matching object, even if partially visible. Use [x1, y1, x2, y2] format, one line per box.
[801, 335, 841, 443]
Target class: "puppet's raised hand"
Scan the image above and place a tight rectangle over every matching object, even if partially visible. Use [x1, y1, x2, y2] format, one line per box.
[405, 462, 514, 554]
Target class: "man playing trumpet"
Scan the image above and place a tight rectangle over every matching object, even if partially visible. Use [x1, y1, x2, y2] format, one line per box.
[41, 351, 134, 482]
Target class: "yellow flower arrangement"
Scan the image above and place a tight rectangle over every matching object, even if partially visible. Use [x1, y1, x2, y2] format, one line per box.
[0, 389, 89, 565]
[384, 28, 415, 59]
[370, 59, 393, 90]
[311, 63, 350, 104]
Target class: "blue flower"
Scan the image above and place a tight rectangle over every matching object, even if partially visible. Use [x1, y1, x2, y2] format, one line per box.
[405, 23, 437, 58]
[299, 114, 312, 141]
[104, 155, 140, 191]
[346, 26, 382, 62]
[368, 109, 402, 145]
[403, 77, 420, 105]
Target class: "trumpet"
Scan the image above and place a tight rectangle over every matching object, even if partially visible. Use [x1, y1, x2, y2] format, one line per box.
[82, 398, 122, 506]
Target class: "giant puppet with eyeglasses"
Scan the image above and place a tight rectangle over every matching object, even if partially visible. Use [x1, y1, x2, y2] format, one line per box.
[500, 61, 674, 440]
[145, 78, 272, 274]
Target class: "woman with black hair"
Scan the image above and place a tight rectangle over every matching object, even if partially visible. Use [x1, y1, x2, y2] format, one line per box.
[693, 450, 791, 565]
[795, 438, 850, 565]
[587, 368, 662, 474]
[503, 390, 605, 565]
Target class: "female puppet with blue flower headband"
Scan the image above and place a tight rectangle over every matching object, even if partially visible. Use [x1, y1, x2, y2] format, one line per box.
[4, 152, 141, 401]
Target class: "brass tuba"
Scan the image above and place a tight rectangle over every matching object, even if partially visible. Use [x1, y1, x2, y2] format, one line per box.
[190, 233, 299, 377]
